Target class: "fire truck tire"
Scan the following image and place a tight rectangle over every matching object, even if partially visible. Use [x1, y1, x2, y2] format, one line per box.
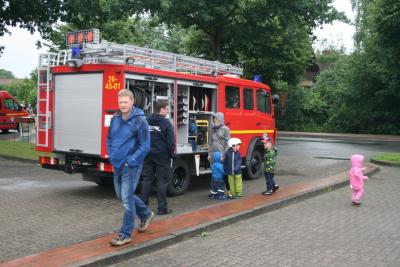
[245, 149, 263, 180]
[167, 161, 190, 196]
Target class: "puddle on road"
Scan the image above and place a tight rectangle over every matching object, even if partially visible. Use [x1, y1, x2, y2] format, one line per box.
[0, 178, 48, 191]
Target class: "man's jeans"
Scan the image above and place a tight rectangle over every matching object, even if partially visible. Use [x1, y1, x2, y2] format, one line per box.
[113, 165, 151, 238]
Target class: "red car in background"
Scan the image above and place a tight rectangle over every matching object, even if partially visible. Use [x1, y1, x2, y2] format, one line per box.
[0, 91, 29, 133]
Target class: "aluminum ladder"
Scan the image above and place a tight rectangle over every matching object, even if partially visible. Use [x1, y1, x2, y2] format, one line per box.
[36, 50, 70, 147]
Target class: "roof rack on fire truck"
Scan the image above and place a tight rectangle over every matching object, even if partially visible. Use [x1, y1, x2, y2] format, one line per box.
[39, 28, 243, 77]
[83, 41, 243, 76]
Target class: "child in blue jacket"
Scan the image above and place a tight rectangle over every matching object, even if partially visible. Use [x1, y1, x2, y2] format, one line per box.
[209, 151, 226, 200]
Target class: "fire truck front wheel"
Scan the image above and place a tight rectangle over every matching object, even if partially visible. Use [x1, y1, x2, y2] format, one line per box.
[167, 161, 190, 196]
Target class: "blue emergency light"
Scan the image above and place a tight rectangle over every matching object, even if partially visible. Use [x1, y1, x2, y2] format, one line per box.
[71, 46, 81, 59]
[254, 75, 262, 82]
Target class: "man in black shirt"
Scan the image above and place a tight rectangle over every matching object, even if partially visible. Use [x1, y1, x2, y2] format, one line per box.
[140, 100, 175, 215]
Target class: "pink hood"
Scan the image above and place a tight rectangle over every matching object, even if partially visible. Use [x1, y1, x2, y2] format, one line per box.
[351, 154, 364, 168]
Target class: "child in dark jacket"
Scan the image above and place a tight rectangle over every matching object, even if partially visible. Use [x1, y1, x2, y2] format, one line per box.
[261, 136, 279, 195]
[209, 151, 226, 200]
[224, 138, 243, 198]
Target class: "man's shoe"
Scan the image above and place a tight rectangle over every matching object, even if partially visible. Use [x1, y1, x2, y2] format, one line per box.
[138, 211, 155, 233]
[157, 209, 173, 215]
[273, 185, 279, 192]
[110, 235, 131, 246]
[262, 190, 273, 195]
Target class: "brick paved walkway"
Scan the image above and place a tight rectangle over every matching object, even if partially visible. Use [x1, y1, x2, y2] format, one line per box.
[0, 153, 349, 264]
[116, 165, 399, 267]
[0, 164, 379, 267]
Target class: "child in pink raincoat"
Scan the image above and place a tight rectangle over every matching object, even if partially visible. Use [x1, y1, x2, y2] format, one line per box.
[349, 154, 368, 205]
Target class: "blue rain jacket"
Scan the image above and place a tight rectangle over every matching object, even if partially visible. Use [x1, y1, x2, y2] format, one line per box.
[211, 151, 225, 181]
[106, 107, 150, 170]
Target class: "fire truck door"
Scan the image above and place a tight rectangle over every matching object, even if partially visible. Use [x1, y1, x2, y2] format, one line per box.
[54, 73, 103, 155]
[255, 89, 273, 130]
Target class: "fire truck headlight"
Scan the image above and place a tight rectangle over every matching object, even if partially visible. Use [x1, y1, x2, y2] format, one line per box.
[66, 59, 83, 68]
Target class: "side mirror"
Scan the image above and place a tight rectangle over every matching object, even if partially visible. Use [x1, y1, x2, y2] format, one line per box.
[272, 94, 280, 104]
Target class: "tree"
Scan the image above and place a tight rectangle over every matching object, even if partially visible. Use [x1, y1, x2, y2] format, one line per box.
[232, 0, 345, 85]
[38, 1, 344, 88]
[349, 0, 400, 133]
[43, 15, 189, 54]
[0, 68, 36, 106]
[0, 69, 15, 79]
[295, 0, 400, 134]
[0, 0, 63, 54]
[148, 0, 343, 63]
[3, 77, 35, 105]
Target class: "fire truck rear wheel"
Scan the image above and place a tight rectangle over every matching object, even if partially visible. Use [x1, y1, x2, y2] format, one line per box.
[167, 161, 190, 196]
[245, 150, 263, 180]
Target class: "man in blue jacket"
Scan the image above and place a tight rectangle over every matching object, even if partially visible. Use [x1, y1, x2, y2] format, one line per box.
[106, 89, 154, 246]
[140, 100, 175, 215]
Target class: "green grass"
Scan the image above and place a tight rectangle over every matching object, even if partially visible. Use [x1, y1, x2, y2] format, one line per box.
[372, 152, 400, 165]
[0, 140, 38, 160]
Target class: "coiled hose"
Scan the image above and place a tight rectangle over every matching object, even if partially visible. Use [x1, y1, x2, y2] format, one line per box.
[130, 86, 151, 114]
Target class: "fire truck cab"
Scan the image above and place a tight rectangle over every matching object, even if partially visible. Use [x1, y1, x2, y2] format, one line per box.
[37, 29, 277, 195]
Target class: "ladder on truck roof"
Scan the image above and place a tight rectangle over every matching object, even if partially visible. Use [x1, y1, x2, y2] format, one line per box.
[36, 51, 70, 147]
[80, 41, 243, 76]
[52, 40, 241, 76]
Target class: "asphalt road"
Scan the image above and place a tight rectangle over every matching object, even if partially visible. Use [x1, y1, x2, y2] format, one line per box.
[278, 137, 400, 159]
[0, 136, 399, 263]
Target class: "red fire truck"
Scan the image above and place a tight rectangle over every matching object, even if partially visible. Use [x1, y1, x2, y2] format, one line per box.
[37, 29, 278, 195]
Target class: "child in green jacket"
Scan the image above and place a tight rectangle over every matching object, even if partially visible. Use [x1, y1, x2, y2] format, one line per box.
[261, 137, 279, 195]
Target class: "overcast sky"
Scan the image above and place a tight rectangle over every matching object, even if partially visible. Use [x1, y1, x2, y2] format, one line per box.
[0, 0, 355, 79]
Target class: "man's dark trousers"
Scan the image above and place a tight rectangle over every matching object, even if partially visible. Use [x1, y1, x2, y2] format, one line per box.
[140, 154, 171, 213]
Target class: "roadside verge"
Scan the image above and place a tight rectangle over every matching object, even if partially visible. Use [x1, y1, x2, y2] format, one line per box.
[370, 158, 400, 167]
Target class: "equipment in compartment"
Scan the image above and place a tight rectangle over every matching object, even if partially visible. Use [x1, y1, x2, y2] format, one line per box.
[195, 120, 209, 150]
[129, 86, 150, 112]
[177, 91, 188, 125]
[189, 87, 211, 112]
[188, 117, 198, 152]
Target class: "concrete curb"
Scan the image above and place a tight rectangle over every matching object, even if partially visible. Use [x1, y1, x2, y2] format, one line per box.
[74, 166, 380, 267]
[370, 159, 400, 167]
[278, 131, 400, 142]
